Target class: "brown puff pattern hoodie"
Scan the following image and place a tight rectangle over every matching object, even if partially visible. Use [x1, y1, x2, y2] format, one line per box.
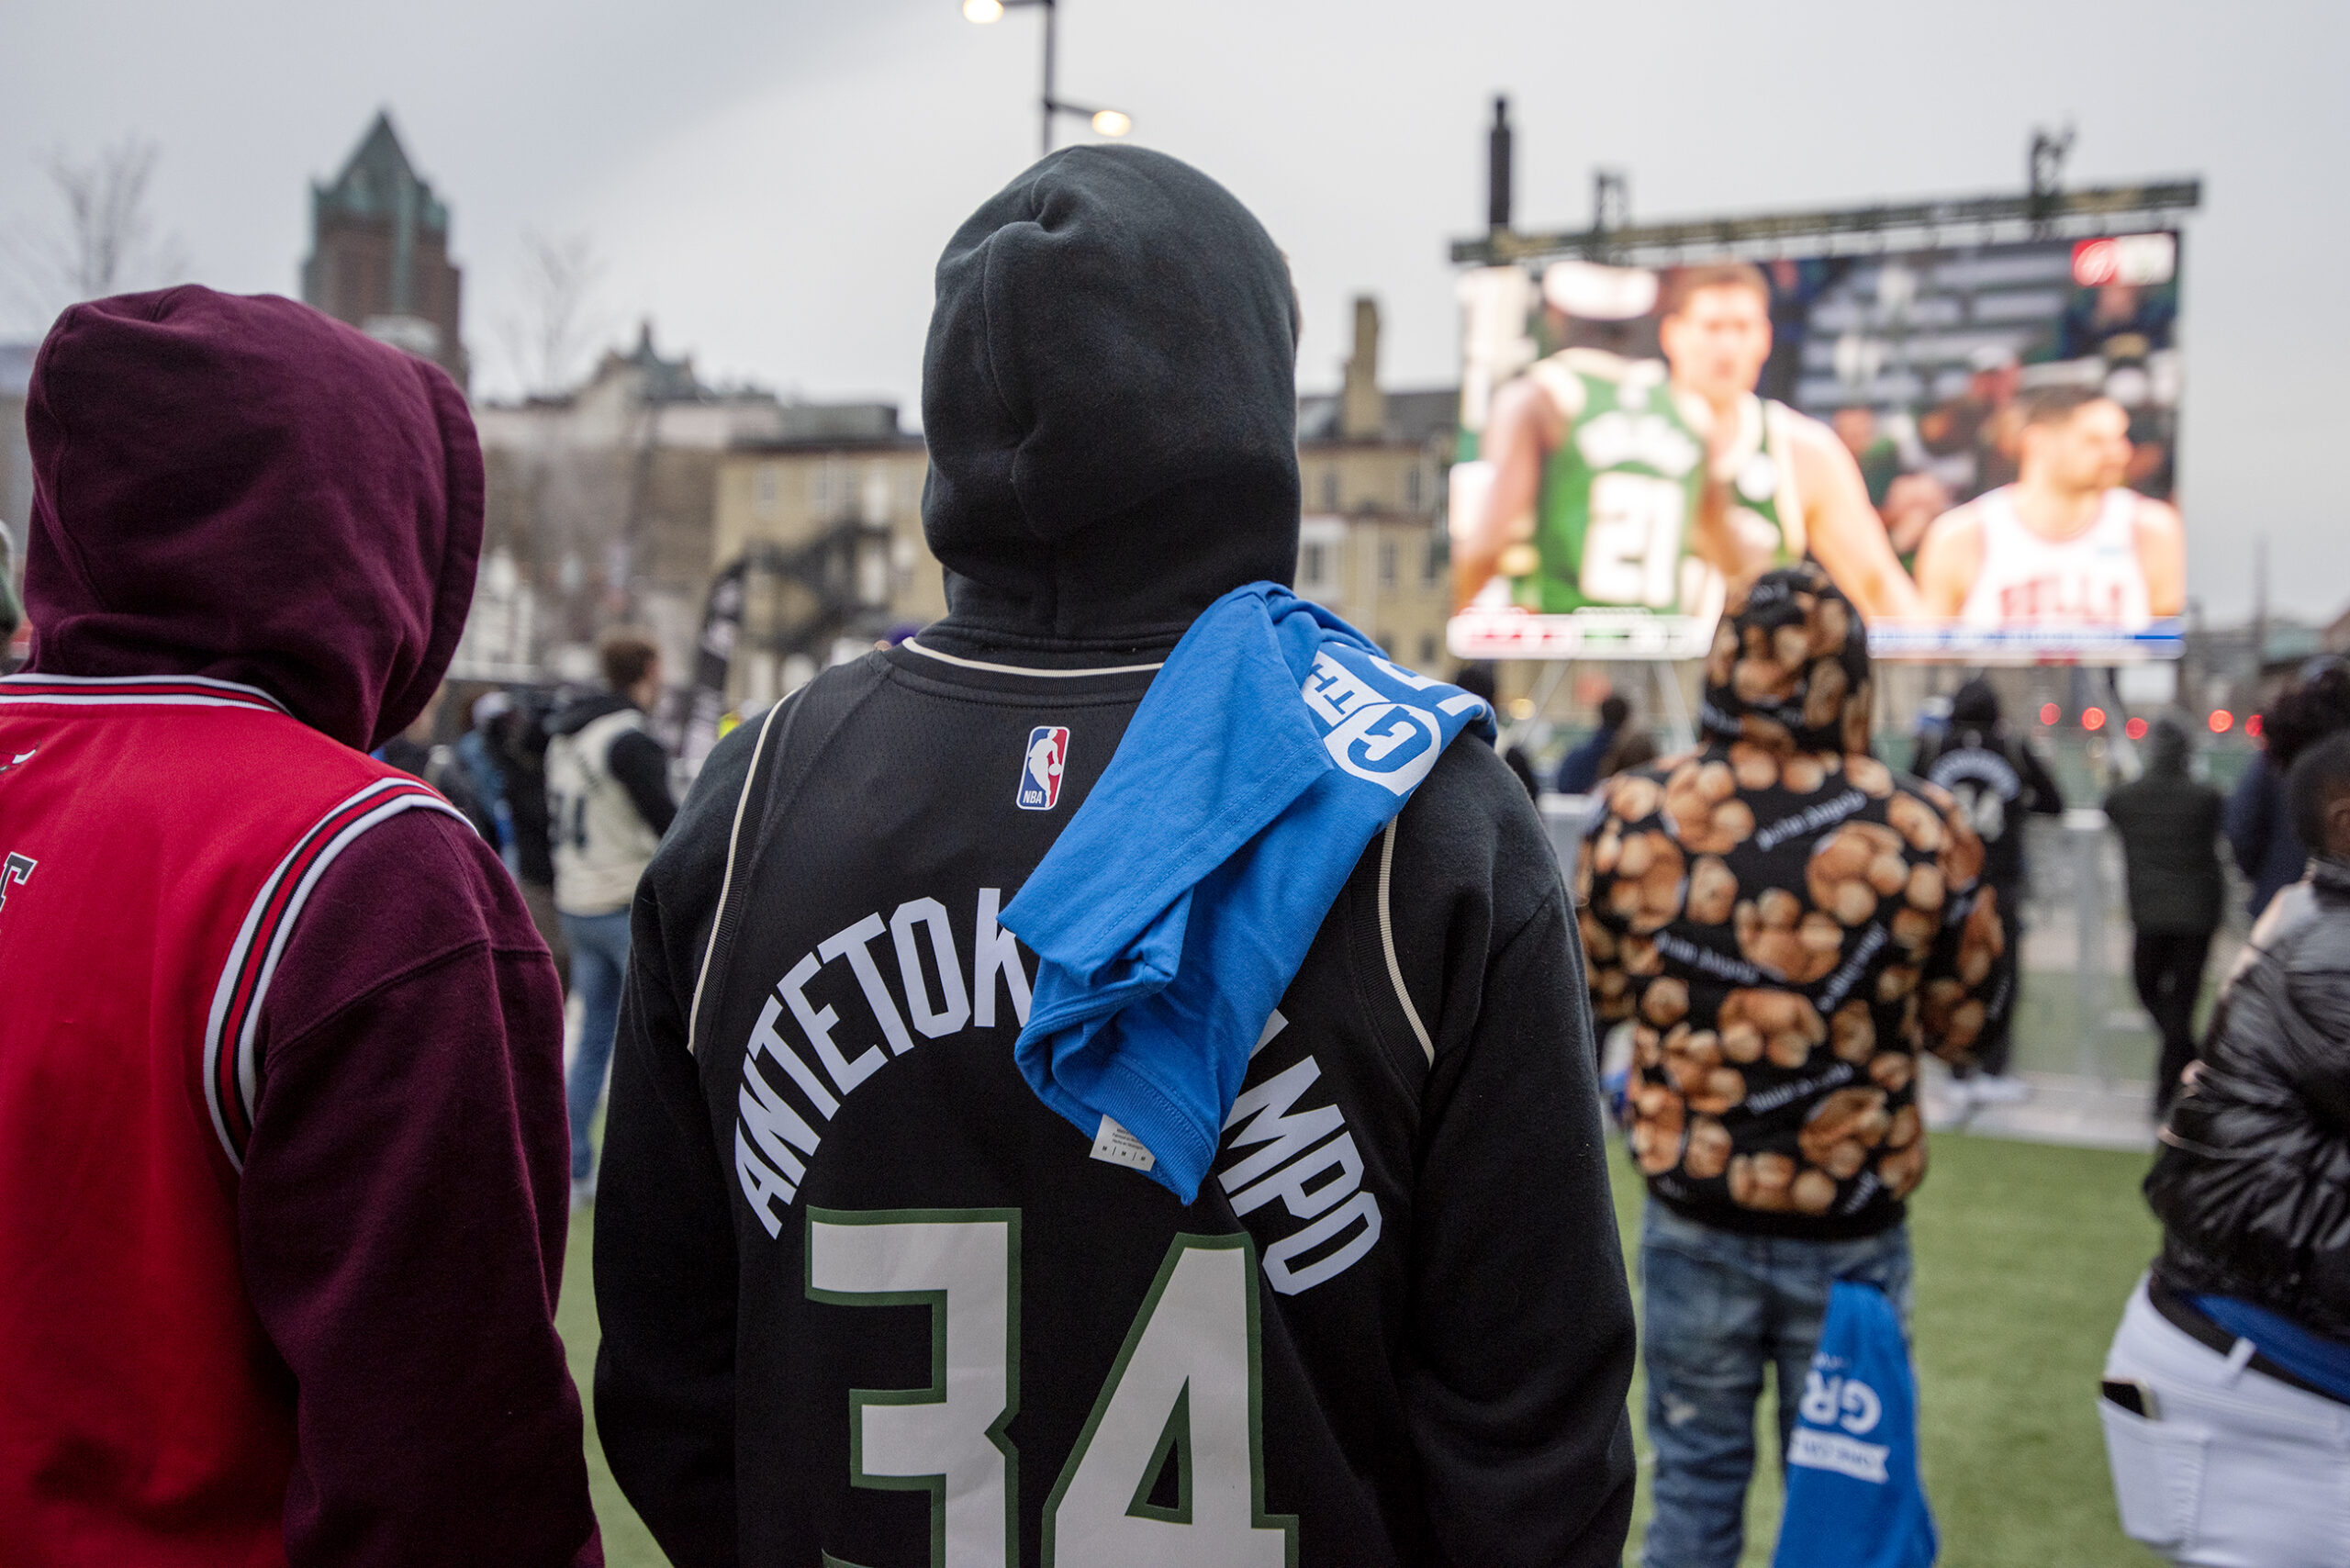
[1581, 562, 1998, 1238]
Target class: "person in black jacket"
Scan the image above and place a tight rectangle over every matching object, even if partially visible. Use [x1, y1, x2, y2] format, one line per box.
[591, 147, 1636, 1568]
[1910, 677, 2064, 1103]
[495, 689, 569, 984]
[2227, 659, 2350, 923]
[2102, 729, 2350, 1564]
[2104, 717, 2225, 1114]
[1555, 692, 1628, 795]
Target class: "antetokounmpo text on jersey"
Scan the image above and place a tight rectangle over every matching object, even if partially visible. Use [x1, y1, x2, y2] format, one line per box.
[729, 889, 1382, 1296]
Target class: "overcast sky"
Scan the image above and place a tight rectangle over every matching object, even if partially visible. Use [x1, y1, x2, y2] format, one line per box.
[5, 0, 2344, 619]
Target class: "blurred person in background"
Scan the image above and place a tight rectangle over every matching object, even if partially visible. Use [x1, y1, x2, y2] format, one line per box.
[456, 689, 515, 862]
[375, 687, 499, 844]
[1583, 564, 1994, 1568]
[2102, 727, 2350, 1565]
[1456, 661, 1541, 799]
[1913, 386, 2185, 627]
[497, 687, 569, 982]
[0, 524, 20, 668]
[547, 629, 676, 1209]
[2104, 716, 2225, 1115]
[2227, 659, 2350, 922]
[1830, 404, 1901, 512]
[1556, 690, 1630, 794]
[1597, 727, 1659, 782]
[1880, 472, 1954, 571]
[1917, 343, 2022, 497]
[1911, 677, 2065, 1104]
[0, 288, 596, 1565]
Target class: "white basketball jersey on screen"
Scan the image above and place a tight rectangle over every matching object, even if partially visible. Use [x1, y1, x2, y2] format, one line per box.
[1959, 487, 2151, 628]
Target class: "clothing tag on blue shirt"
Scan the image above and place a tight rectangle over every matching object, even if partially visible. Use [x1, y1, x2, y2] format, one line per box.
[1089, 1114, 1158, 1173]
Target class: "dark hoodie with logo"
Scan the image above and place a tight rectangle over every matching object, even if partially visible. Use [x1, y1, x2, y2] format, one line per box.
[1582, 565, 1997, 1238]
[1908, 677, 2063, 891]
[0, 288, 599, 1565]
[593, 148, 1635, 1568]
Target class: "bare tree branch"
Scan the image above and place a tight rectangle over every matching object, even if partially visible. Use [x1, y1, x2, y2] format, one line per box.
[0, 138, 188, 330]
[498, 230, 608, 398]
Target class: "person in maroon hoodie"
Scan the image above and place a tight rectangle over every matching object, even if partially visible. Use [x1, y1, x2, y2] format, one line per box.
[0, 287, 600, 1567]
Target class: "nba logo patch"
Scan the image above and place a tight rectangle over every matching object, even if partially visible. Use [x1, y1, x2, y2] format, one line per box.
[1017, 726, 1069, 811]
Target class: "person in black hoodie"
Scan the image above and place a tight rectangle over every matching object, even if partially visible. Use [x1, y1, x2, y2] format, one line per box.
[2227, 660, 2350, 923]
[591, 147, 1635, 1568]
[1909, 677, 2063, 1103]
[2103, 717, 2225, 1114]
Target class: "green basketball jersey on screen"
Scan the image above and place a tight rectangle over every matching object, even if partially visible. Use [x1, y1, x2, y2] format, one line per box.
[1713, 392, 1806, 578]
[1515, 350, 1709, 614]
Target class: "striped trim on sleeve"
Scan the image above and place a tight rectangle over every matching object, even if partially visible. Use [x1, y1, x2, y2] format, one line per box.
[200, 777, 465, 1170]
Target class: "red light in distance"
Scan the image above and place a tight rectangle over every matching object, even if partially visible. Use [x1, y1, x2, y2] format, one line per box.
[2209, 710, 2234, 734]
[2125, 717, 2149, 740]
[2248, 713, 2266, 739]
[2039, 702, 2061, 726]
[2082, 706, 2108, 732]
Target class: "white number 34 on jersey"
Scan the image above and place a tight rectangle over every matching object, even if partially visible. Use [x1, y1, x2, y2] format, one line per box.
[807, 1210, 1297, 1567]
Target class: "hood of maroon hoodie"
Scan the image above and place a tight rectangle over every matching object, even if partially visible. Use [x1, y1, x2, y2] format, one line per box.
[21, 286, 482, 751]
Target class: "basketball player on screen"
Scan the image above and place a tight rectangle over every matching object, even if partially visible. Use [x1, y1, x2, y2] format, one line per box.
[1458, 262, 1924, 622]
[1912, 386, 2185, 626]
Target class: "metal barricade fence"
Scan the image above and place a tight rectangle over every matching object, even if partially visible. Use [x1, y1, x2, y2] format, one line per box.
[1540, 792, 2244, 1133]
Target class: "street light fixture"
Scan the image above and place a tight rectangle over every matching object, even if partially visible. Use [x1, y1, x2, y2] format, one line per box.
[960, 0, 1130, 157]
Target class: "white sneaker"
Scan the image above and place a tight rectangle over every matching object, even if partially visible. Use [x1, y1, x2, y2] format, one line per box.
[1967, 1073, 2034, 1106]
[569, 1176, 597, 1214]
[1920, 1060, 1972, 1129]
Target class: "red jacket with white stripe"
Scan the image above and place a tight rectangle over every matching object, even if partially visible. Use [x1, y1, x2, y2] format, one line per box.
[3, 288, 598, 1567]
[0, 676, 453, 1561]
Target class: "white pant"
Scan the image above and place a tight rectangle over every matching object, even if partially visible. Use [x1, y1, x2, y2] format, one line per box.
[2101, 1275, 2350, 1566]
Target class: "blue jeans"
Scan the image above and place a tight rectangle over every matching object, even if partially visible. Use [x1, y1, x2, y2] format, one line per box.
[560, 908, 632, 1183]
[1639, 1200, 1914, 1568]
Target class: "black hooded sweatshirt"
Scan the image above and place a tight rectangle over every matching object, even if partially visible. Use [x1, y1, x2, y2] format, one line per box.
[1908, 678, 2063, 890]
[592, 148, 1635, 1568]
[2105, 722, 2225, 934]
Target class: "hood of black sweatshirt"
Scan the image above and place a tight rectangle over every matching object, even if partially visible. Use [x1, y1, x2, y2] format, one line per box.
[919, 146, 1301, 649]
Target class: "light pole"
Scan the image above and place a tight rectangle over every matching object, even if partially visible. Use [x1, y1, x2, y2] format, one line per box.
[962, 0, 1131, 157]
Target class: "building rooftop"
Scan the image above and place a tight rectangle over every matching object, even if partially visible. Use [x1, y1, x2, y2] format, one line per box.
[733, 401, 919, 452]
[312, 111, 448, 236]
[1297, 386, 1459, 447]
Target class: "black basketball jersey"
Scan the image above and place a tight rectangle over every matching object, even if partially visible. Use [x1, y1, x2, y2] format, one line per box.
[591, 637, 1636, 1568]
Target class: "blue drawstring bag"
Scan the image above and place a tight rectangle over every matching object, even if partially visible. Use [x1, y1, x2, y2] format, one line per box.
[1771, 1280, 1937, 1568]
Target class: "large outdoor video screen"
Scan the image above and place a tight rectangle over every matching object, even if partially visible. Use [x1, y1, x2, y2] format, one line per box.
[1448, 232, 2185, 662]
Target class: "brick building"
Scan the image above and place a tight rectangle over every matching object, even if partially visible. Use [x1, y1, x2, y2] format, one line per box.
[302, 112, 468, 388]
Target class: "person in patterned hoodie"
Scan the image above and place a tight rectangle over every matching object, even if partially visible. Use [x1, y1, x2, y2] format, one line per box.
[1581, 561, 1998, 1568]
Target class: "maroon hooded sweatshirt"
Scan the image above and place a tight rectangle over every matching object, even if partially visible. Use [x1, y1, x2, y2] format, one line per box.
[0, 287, 599, 1566]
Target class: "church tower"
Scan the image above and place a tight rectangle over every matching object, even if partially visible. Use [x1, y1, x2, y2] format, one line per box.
[302, 112, 467, 389]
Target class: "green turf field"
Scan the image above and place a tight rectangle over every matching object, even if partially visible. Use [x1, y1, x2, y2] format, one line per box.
[557, 1129, 2165, 1567]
